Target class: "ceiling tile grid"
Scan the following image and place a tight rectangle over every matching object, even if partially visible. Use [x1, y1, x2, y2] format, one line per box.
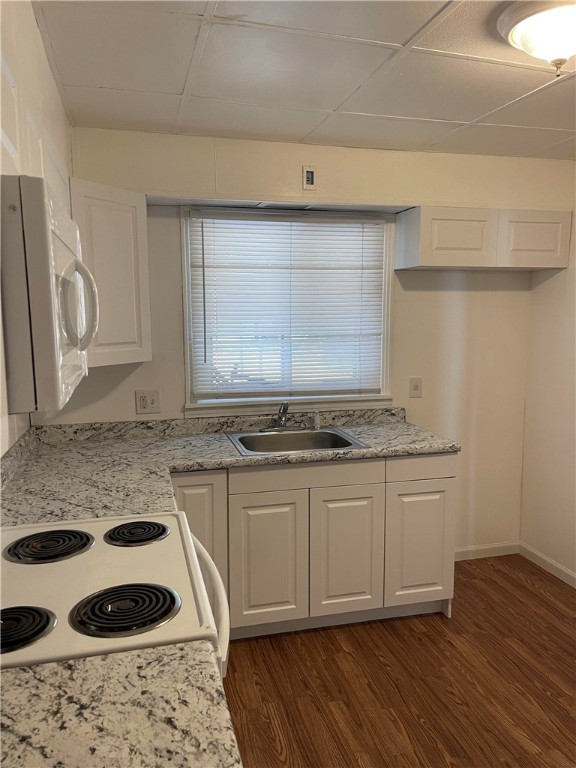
[34, 1, 576, 159]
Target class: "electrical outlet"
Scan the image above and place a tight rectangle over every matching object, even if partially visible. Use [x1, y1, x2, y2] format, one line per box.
[408, 377, 423, 398]
[135, 390, 160, 414]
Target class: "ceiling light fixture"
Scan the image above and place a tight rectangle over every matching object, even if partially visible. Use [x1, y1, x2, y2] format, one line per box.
[497, 1, 576, 77]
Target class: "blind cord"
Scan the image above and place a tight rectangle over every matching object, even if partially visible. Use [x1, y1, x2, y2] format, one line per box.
[201, 218, 207, 364]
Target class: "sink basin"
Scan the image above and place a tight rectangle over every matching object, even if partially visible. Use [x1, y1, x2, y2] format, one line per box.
[227, 427, 367, 456]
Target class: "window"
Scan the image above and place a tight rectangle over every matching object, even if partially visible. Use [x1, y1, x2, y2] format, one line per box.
[183, 209, 391, 406]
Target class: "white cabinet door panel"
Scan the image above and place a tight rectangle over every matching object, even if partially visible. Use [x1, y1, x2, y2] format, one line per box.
[385, 478, 455, 607]
[310, 484, 385, 616]
[497, 210, 572, 269]
[396, 206, 498, 269]
[70, 178, 151, 366]
[229, 490, 309, 627]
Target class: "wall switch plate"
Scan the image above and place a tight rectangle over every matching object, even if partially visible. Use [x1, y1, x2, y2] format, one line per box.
[135, 390, 160, 414]
[302, 165, 316, 190]
[409, 377, 423, 398]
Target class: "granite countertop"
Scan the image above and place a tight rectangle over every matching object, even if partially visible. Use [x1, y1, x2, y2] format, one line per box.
[1, 419, 460, 527]
[1, 642, 241, 768]
[0, 410, 459, 768]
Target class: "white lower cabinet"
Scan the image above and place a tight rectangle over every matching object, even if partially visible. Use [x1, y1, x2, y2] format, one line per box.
[203, 454, 456, 634]
[229, 490, 309, 627]
[171, 471, 228, 607]
[309, 484, 385, 617]
[384, 477, 455, 607]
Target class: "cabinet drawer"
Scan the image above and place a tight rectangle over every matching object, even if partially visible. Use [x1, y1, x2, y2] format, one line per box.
[229, 459, 385, 494]
[386, 453, 457, 482]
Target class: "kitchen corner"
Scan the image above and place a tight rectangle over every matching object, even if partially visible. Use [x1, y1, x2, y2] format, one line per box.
[1, 407, 459, 766]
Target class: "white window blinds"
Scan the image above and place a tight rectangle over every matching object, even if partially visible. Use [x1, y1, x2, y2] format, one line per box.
[185, 211, 387, 401]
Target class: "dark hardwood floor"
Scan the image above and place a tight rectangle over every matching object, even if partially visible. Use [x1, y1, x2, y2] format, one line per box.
[224, 555, 576, 768]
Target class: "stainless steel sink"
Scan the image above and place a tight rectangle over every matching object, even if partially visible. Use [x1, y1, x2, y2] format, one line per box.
[227, 427, 367, 456]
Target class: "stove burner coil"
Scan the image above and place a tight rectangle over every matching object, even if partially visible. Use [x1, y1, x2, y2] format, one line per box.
[104, 521, 170, 547]
[69, 583, 181, 638]
[1, 606, 57, 653]
[3, 530, 94, 564]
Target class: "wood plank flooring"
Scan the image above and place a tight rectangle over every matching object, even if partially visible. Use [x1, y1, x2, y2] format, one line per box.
[224, 555, 576, 768]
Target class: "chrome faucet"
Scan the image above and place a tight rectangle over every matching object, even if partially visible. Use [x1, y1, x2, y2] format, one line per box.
[276, 401, 289, 429]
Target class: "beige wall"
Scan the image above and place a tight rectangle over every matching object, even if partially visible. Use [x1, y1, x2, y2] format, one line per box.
[521, 235, 576, 584]
[49, 205, 533, 556]
[63, 127, 576, 559]
[3, 110, 575, 567]
[0, 0, 72, 456]
[72, 128, 574, 211]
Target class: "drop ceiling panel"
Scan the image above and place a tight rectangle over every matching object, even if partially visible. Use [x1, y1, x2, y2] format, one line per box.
[32, 1, 576, 161]
[65, 88, 181, 132]
[482, 77, 576, 131]
[214, 1, 446, 44]
[343, 51, 553, 121]
[306, 113, 463, 150]
[427, 124, 576, 158]
[190, 23, 394, 110]
[179, 98, 329, 141]
[415, 1, 549, 66]
[39, 3, 201, 93]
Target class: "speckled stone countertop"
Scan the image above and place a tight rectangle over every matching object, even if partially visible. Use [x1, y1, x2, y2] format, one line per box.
[1, 415, 459, 527]
[1, 642, 241, 768]
[0, 409, 459, 768]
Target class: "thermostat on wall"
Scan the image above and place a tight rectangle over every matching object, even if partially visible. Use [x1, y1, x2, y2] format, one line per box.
[302, 166, 316, 190]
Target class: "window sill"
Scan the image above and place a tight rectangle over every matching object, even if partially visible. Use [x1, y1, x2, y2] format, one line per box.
[184, 394, 393, 418]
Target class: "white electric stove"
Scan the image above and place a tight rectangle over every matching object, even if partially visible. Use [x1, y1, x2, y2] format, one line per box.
[0, 512, 227, 674]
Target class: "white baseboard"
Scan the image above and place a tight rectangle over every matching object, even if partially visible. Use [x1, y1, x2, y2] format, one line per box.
[519, 544, 576, 588]
[455, 542, 520, 561]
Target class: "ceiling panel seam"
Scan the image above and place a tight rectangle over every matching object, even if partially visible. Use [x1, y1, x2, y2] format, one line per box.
[420, 73, 576, 151]
[174, 1, 219, 133]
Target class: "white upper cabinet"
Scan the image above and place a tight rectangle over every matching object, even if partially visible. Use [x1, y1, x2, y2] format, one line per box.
[70, 178, 152, 366]
[396, 207, 499, 269]
[395, 206, 571, 271]
[497, 210, 572, 269]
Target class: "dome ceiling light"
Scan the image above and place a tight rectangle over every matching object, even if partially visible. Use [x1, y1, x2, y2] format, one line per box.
[497, 1, 576, 77]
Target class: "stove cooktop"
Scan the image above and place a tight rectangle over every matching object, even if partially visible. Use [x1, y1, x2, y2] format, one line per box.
[0, 512, 217, 669]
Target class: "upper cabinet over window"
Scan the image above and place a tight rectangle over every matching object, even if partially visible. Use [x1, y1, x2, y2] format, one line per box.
[395, 206, 572, 271]
[70, 178, 152, 366]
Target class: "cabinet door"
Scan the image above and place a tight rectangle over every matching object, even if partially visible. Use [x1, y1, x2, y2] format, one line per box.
[385, 478, 455, 607]
[396, 207, 498, 269]
[229, 490, 309, 627]
[310, 484, 385, 616]
[497, 210, 572, 269]
[171, 471, 228, 605]
[70, 178, 151, 366]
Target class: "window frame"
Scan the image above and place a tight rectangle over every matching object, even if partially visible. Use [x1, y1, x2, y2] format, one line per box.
[181, 206, 395, 415]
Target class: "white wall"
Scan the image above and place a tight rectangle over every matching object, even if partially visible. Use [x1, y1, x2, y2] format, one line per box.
[521, 236, 576, 584]
[0, 0, 72, 456]
[392, 270, 531, 555]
